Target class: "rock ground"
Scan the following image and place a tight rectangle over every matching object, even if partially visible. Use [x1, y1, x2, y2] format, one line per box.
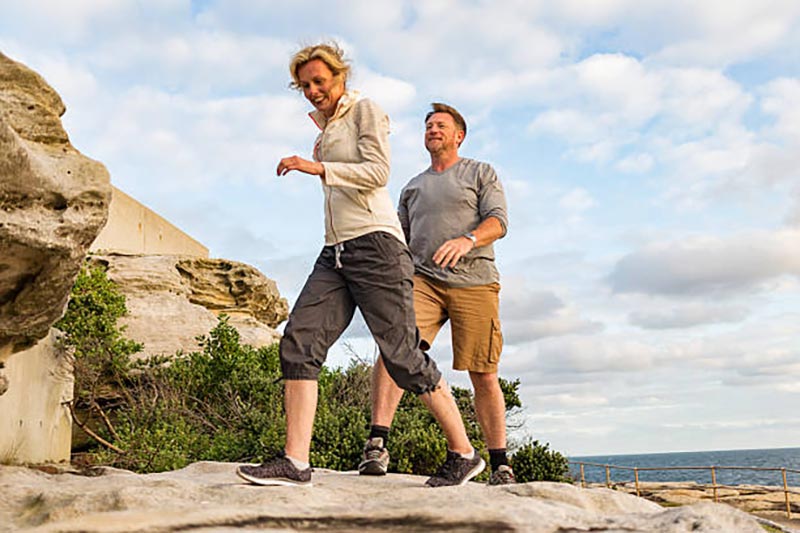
[589, 481, 800, 532]
[0, 462, 772, 532]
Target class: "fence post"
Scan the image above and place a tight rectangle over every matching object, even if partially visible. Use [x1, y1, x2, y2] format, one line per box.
[634, 468, 640, 497]
[710, 467, 718, 503]
[580, 463, 586, 488]
[605, 465, 611, 488]
[783, 468, 791, 519]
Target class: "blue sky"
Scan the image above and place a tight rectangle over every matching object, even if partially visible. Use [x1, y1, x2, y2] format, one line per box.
[2, 0, 799, 456]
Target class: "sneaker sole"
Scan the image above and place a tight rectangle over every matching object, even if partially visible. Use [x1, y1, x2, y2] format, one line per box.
[458, 457, 486, 486]
[236, 466, 312, 487]
[358, 460, 388, 476]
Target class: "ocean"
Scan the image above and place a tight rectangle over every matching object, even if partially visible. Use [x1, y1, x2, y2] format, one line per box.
[569, 447, 800, 487]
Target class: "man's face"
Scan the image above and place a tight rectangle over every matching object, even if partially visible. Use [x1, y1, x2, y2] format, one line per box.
[424, 112, 464, 155]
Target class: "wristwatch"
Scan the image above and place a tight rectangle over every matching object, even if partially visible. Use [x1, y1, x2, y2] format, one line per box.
[463, 232, 477, 247]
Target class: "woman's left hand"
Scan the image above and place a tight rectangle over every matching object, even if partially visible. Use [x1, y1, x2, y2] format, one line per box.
[277, 155, 325, 177]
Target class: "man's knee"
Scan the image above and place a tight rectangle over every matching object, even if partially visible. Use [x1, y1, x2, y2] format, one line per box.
[468, 371, 501, 393]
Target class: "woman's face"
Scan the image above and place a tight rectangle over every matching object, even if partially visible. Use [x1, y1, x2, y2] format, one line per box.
[297, 59, 345, 118]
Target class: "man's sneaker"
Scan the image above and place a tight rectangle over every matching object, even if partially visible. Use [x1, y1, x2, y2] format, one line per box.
[358, 437, 390, 475]
[488, 464, 517, 485]
[425, 450, 486, 487]
[236, 451, 312, 486]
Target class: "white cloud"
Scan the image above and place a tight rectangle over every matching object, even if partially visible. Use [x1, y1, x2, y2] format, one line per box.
[650, 0, 800, 67]
[355, 71, 416, 117]
[537, 392, 610, 409]
[629, 303, 749, 329]
[616, 153, 653, 173]
[86, 31, 293, 93]
[559, 187, 596, 212]
[532, 336, 663, 374]
[659, 67, 752, 128]
[499, 280, 603, 345]
[761, 78, 800, 142]
[609, 229, 800, 296]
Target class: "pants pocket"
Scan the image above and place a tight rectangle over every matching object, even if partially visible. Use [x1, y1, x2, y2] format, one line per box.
[488, 318, 503, 364]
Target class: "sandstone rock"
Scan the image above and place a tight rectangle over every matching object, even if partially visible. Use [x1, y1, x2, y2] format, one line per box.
[0, 52, 111, 371]
[89, 254, 288, 356]
[0, 329, 73, 463]
[591, 481, 800, 529]
[0, 462, 768, 532]
[176, 257, 288, 328]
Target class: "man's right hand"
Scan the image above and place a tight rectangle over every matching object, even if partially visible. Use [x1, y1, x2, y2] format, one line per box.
[432, 236, 474, 269]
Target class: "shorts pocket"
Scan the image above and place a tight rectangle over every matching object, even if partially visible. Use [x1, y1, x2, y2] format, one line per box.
[488, 318, 503, 364]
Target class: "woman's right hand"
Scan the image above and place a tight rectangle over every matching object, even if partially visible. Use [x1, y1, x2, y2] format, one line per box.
[277, 155, 325, 177]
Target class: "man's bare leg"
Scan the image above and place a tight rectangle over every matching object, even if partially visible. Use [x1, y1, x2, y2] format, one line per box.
[469, 371, 507, 450]
[373, 357, 472, 454]
[371, 356, 404, 427]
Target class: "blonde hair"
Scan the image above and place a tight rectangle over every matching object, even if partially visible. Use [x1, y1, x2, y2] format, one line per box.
[289, 42, 350, 91]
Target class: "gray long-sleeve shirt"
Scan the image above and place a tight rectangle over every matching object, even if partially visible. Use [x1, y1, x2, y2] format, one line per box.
[398, 157, 508, 287]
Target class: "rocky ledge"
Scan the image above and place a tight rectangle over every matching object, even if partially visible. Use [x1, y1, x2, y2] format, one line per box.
[0, 462, 771, 532]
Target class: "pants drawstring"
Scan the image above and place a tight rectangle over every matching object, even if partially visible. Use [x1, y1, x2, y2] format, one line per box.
[334, 243, 345, 269]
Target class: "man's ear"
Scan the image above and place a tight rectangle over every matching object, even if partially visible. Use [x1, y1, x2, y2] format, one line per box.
[456, 129, 465, 147]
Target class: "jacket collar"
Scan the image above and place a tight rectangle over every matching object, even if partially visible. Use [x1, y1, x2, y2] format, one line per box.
[309, 89, 361, 130]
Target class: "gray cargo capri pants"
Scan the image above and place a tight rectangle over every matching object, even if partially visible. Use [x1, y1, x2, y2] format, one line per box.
[280, 231, 442, 395]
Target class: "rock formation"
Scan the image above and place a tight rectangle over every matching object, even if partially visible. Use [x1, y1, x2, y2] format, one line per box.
[0, 462, 772, 532]
[89, 254, 288, 356]
[0, 51, 111, 378]
[595, 480, 800, 529]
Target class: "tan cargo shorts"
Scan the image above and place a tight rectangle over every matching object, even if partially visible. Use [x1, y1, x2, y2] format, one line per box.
[413, 274, 503, 373]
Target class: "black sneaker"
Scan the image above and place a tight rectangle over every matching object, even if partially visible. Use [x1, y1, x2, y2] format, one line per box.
[359, 437, 390, 476]
[236, 451, 312, 486]
[488, 464, 517, 485]
[425, 450, 485, 487]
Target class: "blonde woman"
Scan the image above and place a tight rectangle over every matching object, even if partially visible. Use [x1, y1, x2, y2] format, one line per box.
[236, 43, 484, 487]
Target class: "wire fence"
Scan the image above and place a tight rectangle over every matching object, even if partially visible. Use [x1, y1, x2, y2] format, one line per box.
[570, 461, 800, 519]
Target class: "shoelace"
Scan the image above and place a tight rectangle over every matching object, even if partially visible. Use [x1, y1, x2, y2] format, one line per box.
[365, 448, 384, 459]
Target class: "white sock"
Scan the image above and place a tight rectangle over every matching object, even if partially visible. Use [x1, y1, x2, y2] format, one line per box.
[284, 453, 310, 470]
[458, 448, 476, 460]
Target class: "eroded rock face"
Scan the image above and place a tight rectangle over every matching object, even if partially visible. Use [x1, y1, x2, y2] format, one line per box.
[90, 254, 288, 356]
[0, 52, 111, 370]
[0, 462, 768, 532]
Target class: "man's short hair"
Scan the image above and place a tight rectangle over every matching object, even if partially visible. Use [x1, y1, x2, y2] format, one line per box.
[425, 102, 467, 139]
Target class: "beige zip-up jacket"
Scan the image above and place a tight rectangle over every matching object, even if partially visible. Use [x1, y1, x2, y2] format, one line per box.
[310, 90, 406, 246]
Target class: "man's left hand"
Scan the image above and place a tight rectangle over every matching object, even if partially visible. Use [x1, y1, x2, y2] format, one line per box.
[432, 236, 474, 269]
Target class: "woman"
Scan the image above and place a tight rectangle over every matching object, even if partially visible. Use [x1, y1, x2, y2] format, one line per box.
[236, 43, 484, 487]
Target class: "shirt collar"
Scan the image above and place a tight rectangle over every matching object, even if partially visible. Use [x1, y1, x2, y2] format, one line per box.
[308, 89, 361, 130]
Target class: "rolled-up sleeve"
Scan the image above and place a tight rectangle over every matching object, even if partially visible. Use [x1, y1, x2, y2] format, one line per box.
[397, 190, 411, 243]
[322, 99, 390, 190]
[478, 165, 508, 237]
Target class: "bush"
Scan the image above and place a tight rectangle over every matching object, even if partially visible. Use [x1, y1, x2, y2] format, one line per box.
[511, 439, 571, 482]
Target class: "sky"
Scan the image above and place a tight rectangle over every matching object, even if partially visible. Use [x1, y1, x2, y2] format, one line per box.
[2, 0, 799, 457]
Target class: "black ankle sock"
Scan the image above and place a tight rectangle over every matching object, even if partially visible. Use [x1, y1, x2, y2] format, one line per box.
[369, 425, 390, 445]
[489, 448, 508, 472]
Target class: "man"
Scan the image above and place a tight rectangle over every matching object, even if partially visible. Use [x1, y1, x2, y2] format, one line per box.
[360, 102, 514, 485]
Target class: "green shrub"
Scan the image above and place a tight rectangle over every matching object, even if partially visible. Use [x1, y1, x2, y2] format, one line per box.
[56, 264, 142, 405]
[511, 439, 571, 482]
